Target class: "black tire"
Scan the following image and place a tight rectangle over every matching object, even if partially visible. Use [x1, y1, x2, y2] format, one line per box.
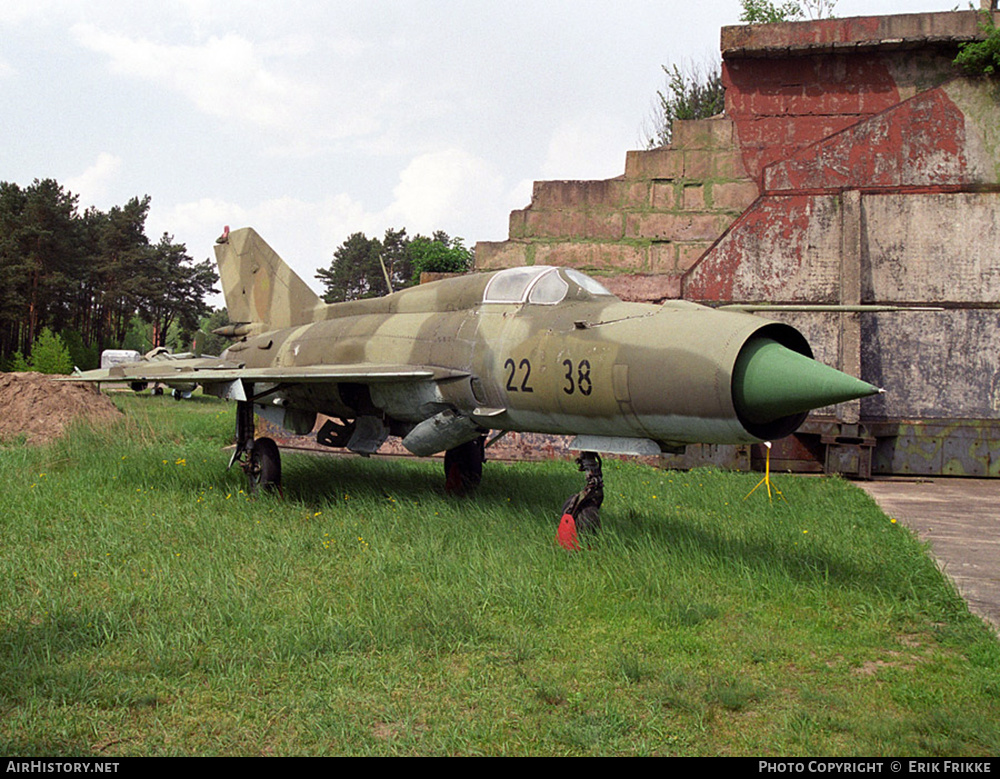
[249, 437, 282, 494]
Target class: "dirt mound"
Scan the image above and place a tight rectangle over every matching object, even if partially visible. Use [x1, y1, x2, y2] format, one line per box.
[0, 372, 122, 445]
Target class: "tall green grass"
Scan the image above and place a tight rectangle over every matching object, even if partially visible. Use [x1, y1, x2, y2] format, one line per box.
[1, 393, 998, 755]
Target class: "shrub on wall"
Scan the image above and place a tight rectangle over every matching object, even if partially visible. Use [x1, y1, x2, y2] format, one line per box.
[954, 10, 1000, 77]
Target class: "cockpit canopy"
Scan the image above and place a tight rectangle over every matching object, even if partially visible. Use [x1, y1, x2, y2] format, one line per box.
[482, 266, 615, 305]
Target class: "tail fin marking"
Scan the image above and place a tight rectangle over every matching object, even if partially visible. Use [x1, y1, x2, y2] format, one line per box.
[214, 227, 322, 330]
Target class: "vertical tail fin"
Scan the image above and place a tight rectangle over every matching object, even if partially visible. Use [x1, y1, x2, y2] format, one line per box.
[214, 227, 323, 330]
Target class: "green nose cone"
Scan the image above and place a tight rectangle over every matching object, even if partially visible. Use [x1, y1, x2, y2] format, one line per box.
[733, 338, 882, 426]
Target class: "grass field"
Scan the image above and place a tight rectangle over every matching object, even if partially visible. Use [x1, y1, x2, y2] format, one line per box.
[1, 393, 999, 756]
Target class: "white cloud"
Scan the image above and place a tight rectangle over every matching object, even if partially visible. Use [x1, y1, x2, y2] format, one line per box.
[389, 149, 506, 236]
[155, 197, 248, 241]
[65, 152, 123, 208]
[0, 0, 60, 25]
[71, 23, 320, 133]
[157, 146, 513, 306]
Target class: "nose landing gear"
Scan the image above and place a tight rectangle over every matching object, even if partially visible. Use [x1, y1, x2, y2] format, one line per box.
[558, 452, 603, 549]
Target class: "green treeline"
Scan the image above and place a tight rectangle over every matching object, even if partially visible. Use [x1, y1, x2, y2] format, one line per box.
[0, 178, 218, 371]
[316, 228, 472, 304]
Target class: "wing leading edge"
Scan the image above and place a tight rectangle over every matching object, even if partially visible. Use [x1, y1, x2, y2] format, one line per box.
[70, 360, 467, 386]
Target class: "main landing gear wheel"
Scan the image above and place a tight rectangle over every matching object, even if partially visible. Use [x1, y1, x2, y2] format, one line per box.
[248, 436, 282, 495]
[231, 398, 283, 496]
[444, 435, 486, 495]
[557, 452, 604, 550]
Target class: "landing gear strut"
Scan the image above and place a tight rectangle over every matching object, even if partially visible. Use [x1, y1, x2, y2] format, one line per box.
[444, 435, 486, 495]
[231, 399, 282, 495]
[560, 451, 603, 536]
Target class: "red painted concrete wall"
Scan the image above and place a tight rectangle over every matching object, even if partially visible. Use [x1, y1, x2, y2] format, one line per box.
[724, 53, 902, 186]
[685, 79, 993, 304]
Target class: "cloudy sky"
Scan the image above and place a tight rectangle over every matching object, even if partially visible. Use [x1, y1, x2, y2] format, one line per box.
[2, 0, 948, 304]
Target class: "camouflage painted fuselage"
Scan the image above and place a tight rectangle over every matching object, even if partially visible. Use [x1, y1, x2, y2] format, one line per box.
[74, 228, 878, 459]
[212, 229, 813, 454]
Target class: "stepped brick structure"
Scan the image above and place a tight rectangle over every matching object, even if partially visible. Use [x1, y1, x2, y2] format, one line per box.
[476, 118, 758, 303]
[475, 8, 1000, 477]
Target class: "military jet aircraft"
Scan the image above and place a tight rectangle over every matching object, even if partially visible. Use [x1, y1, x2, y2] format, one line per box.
[73, 226, 881, 528]
[80, 346, 205, 399]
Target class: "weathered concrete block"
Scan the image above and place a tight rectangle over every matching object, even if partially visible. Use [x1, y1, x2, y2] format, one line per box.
[750, 91, 789, 118]
[893, 9, 998, 41]
[509, 209, 528, 239]
[682, 184, 706, 211]
[737, 149, 769, 187]
[672, 119, 716, 150]
[627, 212, 732, 243]
[722, 14, 992, 57]
[747, 311, 843, 371]
[711, 180, 759, 211]
[941, 78, 1000, 184]
[710, 118, 736, 148]
[601, 273, 681, 302]
[475, 11, 1000, 478]
[787, 116, 855, 145]
[683, 150, 712, 180]
[531, 179, 624, 209]
[519, 209, 556, 239]
[474, 241, 529, 270]
[725, 53, 902, 181]
[733, 116, 783, 148]
[650, 181, 676, 210]
[625, 148, 683, 180]
[523, 209, 624, 241]
[819, 88, 866, 117]
[784, 86, 813, 118]
[711, 150, 750, 179]
[862, 191, 1000, 303]
[861, 309, 1000, 419]
[648, 241, 675, 272]
[532, 241, 649, 271]
[622, 180, 652, 208]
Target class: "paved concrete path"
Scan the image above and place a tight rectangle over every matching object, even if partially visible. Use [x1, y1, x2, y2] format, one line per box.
[856, 478, 1000, 633]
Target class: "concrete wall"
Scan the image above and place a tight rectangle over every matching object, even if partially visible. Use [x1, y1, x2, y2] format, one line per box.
[475, 10, 1000, 476]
